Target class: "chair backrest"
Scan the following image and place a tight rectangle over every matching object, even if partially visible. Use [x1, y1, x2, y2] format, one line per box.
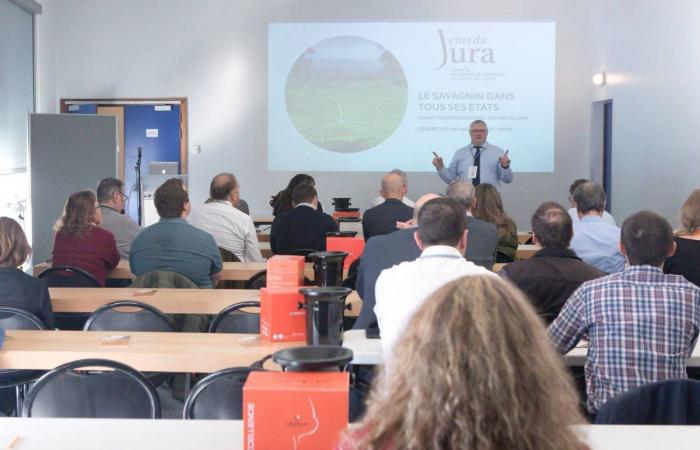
[495, 249, 515, 263]
[21, 358, 160, 418]
[183, 367, 262, 419]
[595, 379, 700, 425]
[209, 301, 260, 334]
[218, 247, 241, 262]
[0, 307, 47, 330]
[84, 300, 176, 332]
[36, 265, 100, 287]
[244, 269, 267, 290]
[341, 257, 361, 290]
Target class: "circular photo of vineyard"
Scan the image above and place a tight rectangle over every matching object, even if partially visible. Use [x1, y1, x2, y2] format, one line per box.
[285, 36, 408, 153]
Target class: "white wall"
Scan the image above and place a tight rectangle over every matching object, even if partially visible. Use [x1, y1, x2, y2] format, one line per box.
[588, 0, 700, 227]
[35, 0, 596, 228]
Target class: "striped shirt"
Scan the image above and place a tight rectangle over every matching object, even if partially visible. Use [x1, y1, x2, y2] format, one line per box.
[548, 265, 700, 413]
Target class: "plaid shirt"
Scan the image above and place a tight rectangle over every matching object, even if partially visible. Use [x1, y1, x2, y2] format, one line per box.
[548, 265, 700, 413]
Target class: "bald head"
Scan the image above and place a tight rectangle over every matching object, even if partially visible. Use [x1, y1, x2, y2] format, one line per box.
[413, 193, 441, 220]
[380, 173, 405, 200]
[209, 173, 238, 201]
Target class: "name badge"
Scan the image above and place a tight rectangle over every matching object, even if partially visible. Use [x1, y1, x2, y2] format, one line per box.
[468, 166, 478, 179]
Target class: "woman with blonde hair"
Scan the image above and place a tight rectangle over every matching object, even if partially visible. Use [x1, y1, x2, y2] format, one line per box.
[340, 275, 587, 450]
[52, 190, 119, 286]
[0, 217, 54, 327]
[664, 189, 700, 286]
[473, 183, 518, 261]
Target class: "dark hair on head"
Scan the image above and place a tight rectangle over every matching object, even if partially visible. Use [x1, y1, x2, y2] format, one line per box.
[55, 191, 98, 237]
[473, 183, 517, 243]
[292, 184, 317, 206]
[96, 177, 124, 204]
[531, 202, 573, 248]
[573, 182, 606, 214]
[568, 179, 589, 196]
[270, 174, 316, 216]
[209, 173, 237, 201]
[621, 210, 674, 266]
[154, 178, 189, 218]
[0, 217, 31, 267]
[417, 198, 467, 247]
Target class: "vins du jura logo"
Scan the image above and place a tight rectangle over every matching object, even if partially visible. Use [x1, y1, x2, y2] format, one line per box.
[435, 29, 495, 70]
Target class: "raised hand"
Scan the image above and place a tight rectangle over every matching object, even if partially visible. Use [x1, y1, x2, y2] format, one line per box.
[499, 150, 511, 168]
[432, 151, 444, 170]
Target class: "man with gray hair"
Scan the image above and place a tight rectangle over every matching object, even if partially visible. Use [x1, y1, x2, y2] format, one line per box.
[445, 180, 498, 269]
[96, 177, 141, 258]
[569, 182, 625, 273]
[188, 173, 262, 262]
[362, 172, 414, 241]
[370, 169, 415, 208]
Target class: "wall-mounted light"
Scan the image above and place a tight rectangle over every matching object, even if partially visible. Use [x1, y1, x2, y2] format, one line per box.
[592, 72, 606, 86]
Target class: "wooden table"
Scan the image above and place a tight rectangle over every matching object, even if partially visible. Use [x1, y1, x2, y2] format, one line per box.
[0, 419, 696, 450]
[0, 330, 295, 373]
[259, 242, 273, 258]
[48, 287, 363, 317]
[517, 231, 533, 244]
[515, 244, 539, 260]
[34, 261, 334, 282]
[252, 215, 274, 226]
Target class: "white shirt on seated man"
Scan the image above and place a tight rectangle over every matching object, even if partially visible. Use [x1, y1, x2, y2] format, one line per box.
[370, 168, 415, 208]
[188, 173, 262, 262]
[374, 196, 495, 362]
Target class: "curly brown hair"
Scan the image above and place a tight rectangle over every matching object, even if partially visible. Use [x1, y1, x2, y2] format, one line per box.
[343, 275, 586, 450]
[54, 190, 98, 237]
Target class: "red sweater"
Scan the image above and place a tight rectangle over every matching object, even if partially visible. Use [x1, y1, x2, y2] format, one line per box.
[52, 226, 120, 286]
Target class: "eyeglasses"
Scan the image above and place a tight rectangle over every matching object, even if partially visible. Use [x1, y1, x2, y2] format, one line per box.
[470, 129, 487, 133]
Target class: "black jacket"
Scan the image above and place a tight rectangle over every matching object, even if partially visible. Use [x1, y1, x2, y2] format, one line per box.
[499, 247, 605, 323]
[270, 205, 338, 255]
[362, 199, 413, 242]
[0, 266, 55, 328]
[465, 216, 498, 269]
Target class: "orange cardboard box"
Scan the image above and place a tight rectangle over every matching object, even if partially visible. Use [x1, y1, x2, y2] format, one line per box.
[326, 236, 365, 270]
[259, 287, 306, 342]
[267, 255, 305, 288]
[243, 371, 349, 450]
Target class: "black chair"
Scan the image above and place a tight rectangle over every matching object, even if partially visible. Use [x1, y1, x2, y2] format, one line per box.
[244, 269, 267, 290]
[217, 248, 242, 289]
[84, 301, 176, 388]
[83, 300, 176, 332]
[595, 379, 700, 425]
[288, 248, 318, 262]
[37, 265, 100, 330]
[209, 301, 260, 334]
[495, 249, 515, 263]
[341, 258, 361, 291]
[21, 358, 160, 418]
[0, 307, 48, 416]
[183, 367, 263, 419]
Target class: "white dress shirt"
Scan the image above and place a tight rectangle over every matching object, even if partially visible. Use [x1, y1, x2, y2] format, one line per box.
[188, 200, 263, 262]
[568, 207, 616, 226]
[374, 245, 495, 361]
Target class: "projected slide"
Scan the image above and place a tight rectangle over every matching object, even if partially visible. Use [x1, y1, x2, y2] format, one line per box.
[269, 22, 555, 172]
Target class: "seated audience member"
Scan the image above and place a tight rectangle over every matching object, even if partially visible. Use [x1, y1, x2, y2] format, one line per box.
[270, 184, 338, 255]
[189, 173, 262, 262]
[549, 211, 700, 415]
[369, 169, 415, 208]
[499, 202, 605, 323]
[269, 173, 322, 216]
[353, 194, 440, 330]
[96, 177, 141, 258]
[445, 181, 498, 268]
[0, 217, 54, 328]
[568, 178, 616, 225]
[130, 178, 222, 288]
[235, 198, 250, 215]
[569, 182, 625, 273]
[664, 189, 700, 287]
[341, 276, 586, 450]
[52, 190, 120, 286]
[473, 183, 518, 261]
[362, 172, 414, 241]
[374, 198, 494, 360]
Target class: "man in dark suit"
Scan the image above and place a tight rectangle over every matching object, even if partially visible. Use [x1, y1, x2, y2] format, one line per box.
[445, 181, 498, 269]
[353, 193, 440, 330]
[270, 184, 338, 254]
[361, 173, 414, 241]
